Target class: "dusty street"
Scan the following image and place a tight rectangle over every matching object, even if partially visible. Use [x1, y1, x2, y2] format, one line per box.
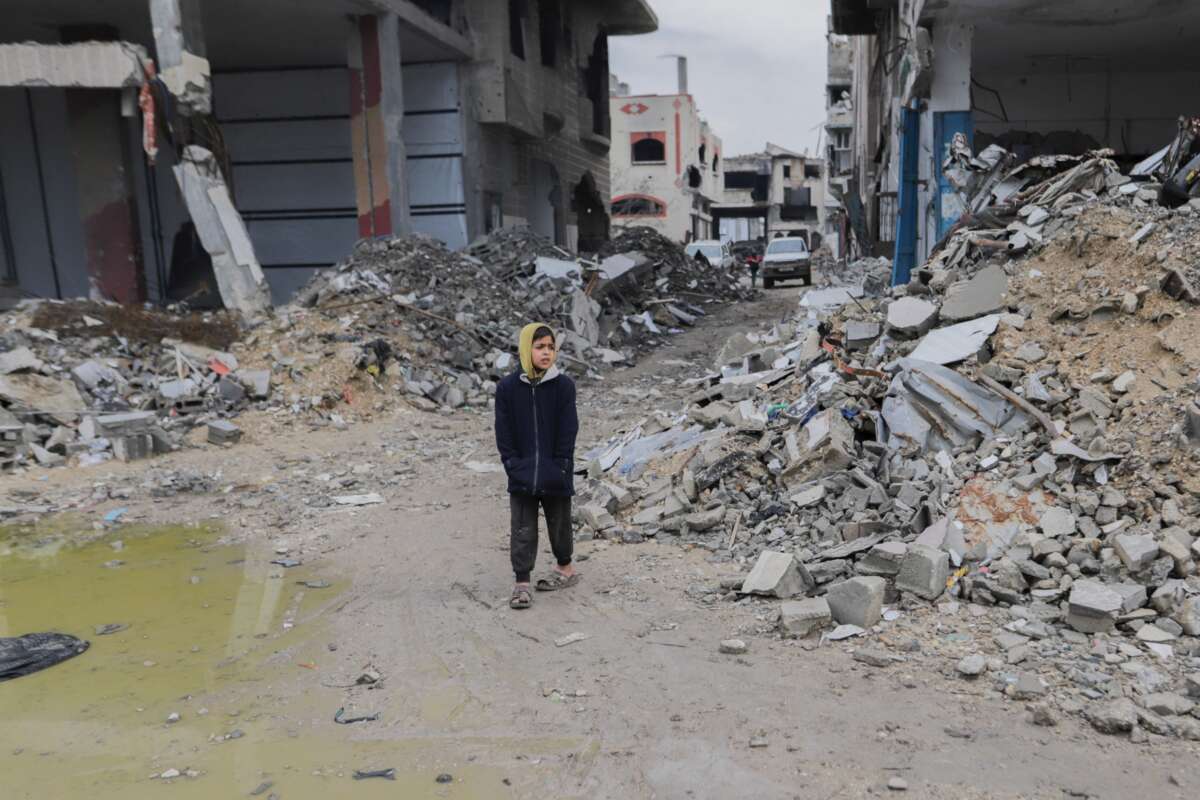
[2, 287, 1195, 800]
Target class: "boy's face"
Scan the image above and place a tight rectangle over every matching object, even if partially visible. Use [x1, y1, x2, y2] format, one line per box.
[531, 335, 556, 371]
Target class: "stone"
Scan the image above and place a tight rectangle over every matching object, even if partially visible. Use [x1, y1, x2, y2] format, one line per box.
[236, 368, 271, 398]
[1030, 705, 1057, 726]
[1174, 597, 1200, 636]
[894, 544, 949, 600]
[718, 639, 748, 655]
[853, 648, 894, 667]
[857, 541, 908, 577]
[1136, 624, 1176, 643]
[740, 551, 812, 598]
[789, 484, 826, 508]
[1088, 698, 1138, 734]
[1066, 580, 1123, 633]
[887, 777, 908, 791]
[1113, 534, 1159, 572]
[956, 654, 986, 677]
[844, 320, 881, 350]
[783, 408, 856, 484]
[886, 296, 938, 338]
[940, 264, 1007, 322]
[1012, 672, 1047, 699]
[684, 506, 726, 532]
[579, 503, 616, 532]
[1014, 341, 1046, 363]
[825, 576, 886, 628]
[779, 597, 831, 638]
[1143, 693, 1194, 716]
[1109, 582, 1148, 613]
[1112, 371, 1136, 394]
[1038, 507, 1076, 537]
[206, 419, 241, 445]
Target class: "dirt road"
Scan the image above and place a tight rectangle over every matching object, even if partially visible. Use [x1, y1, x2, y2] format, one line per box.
[2, 288, 1196, 799]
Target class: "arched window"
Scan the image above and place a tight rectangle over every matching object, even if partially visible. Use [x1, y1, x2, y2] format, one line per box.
[612, 195, 666, 217]
[632, 137, 666, 163]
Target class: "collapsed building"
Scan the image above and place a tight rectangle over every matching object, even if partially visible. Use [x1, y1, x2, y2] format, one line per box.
[831, 0, 1200, 281]
[0, 0, 657, 309]
[714, 143, 827, 249]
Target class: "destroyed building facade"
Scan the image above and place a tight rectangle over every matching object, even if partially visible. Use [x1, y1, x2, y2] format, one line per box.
[831, 0, 1200, 280]
[715, 143, 827, 248]
[0, 0, 657, 308]
[822, 18, 853, 261]
[608, 67, 725, 243]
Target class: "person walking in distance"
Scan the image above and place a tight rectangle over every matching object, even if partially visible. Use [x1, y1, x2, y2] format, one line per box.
[494, 323, 580, 609]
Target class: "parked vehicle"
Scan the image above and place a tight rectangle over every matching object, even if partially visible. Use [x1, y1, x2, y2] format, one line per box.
[761, 237, 811, 288]
[684, 240, 734, 269]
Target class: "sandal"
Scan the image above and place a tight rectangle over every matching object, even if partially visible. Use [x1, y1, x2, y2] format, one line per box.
[510, 586, 532, 609]
[535, 572, 580, 592]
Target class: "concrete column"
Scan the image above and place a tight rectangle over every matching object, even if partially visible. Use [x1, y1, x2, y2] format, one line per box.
[349, 15, 408, 238]
[148, 0, 211, 115]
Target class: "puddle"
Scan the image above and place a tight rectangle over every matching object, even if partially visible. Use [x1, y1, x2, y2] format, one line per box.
[0, 521, 586, 798]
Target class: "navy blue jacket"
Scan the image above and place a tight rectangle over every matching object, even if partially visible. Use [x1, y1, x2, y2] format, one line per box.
[494, 369, 578, 497]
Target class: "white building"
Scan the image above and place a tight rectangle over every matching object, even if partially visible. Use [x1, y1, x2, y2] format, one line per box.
[609, 86, 724, 242]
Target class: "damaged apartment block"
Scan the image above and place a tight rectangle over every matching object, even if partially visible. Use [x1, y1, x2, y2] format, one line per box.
[0, 0, 658, 311]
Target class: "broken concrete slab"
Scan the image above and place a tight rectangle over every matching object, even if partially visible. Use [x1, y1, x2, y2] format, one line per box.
[173, 146, 270, 317]
[894, 544, 949, 600]
[857, 541, 908, 577]
[908, 314, 1001, 365]
[844, 321, 881, 351]
[940, 265, 1008, 322]
[740, 551, 812, 598]
[825, 576, 886, 628]
[886, 297, 938, 338]
[1113, 533, 1160, 572]
[779, 597, 831, 638]
[0, 373, 87, 425]
[206, 419, 242, 445]
[0, 347, 44, 375]
[1066, 580, 1123, 633]
[1038, 507, 1076, 537]
[0, 41, 149, 89]
[235, 369, 271, 399]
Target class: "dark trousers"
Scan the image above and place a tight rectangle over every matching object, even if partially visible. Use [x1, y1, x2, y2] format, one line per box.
[510, 494, 573, 583]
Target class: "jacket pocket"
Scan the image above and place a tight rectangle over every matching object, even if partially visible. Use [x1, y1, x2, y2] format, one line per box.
[538, 458, 572, 494]
[505, 456, 536, 493]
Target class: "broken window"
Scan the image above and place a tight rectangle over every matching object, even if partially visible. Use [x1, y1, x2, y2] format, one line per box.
[539, 0, 561, 67]
[712, 152, 719, 172]
[782, 164, 791, 179]
[612, 195, 666, 217]
[724, 171, 756, 190]
[687, 165, 702, 189]
[698, 143, 706, 167]
[509, 0, 528, 59]
[585, 33, 609, 137]
[804, 163, 821, 179]
[631, 134, 665, 163]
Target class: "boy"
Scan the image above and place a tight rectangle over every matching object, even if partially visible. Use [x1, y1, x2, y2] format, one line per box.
[494, 323, 580, 609]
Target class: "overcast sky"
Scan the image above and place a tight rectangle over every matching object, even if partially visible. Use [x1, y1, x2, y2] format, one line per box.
[609, 0, 829, 158]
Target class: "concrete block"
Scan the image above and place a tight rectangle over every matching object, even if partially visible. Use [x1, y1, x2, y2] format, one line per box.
[940, 264, 1007, 322]
[580, 502, 615, 531]
[895, 544, 949, 600]
[886, 296, 938, 338]
[844, 320, 881, 350]
[779, 597, 831, 638]
[206, 420, 241, 445]
[825, 576, 886, 628]
[741, 550, 812, 598]
[95, 411, 157, 436]
[112, 433, 153, 462]
[1066, 580, 1123, 633]
[1173, 596, 1200, 636]
[1113, 533, 1159, 572]
[1039, 507, 1076, 537]
[857, 541, 908, 577]
[236, 369, 271, 399]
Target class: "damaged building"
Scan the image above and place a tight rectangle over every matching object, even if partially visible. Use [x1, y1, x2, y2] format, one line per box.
[831, 0, 1200, 281]
[0, 0, 657, 309]
[715, 144, 827, 248]
[608, 60, 725, 243]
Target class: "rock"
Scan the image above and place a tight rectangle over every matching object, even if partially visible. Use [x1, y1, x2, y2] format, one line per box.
[845, 320, 881, 350]
[779, 597, 831, 638]
[1066, 580, 1123, 633]
[1112, 371, 1136, 394]
[886, 777, 908, 792]
[579, 503, 616, 532]
[719, 639, 748, 655]
[1012, 672, 1047, 699]
[1030, 705, 1057, 726]
[1143, 693, 1195, 716]
[1088, 698, 1138, 734]
[160, 768, 181, 779]
[857, 541, 908, 577]
[1113, 533, 1159, 572]
[1038, 507, 1076, 537]
[940, 264, 1007, 322]
[1014, 341, 1046, 363]
[956, 654, 987, 677]
[1136, 624, 1177, 643]
[740, 550, 813, 598]
[789, 484, 826, 508]
[852, 648, 894, 667]
[684, 506, 726, 532]
[1174, 596, 1200, 636]
[826, 576, 886, 628]
[894, 544, 948, 600]
[887, 297, 938, 338]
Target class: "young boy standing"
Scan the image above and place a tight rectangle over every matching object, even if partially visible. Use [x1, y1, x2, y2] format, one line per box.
[494, 323, 580, 609]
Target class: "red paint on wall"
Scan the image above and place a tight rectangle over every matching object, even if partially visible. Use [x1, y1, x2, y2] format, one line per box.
[83, 199, 143, 303]
[674, 112, 681, 175]
[358, 199, 392, 238]
[358, 16, 382, 107]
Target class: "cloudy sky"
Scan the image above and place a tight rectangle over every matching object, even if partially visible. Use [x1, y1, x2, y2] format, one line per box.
[609, 0, 829, 158]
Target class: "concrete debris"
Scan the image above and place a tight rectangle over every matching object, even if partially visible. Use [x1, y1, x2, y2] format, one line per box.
[886, 297, 938, 339]
[825, 577, 886, 629]
[908, 314, 1001, 365]
[740, 551, 812, 598]
[779, 597, 831, 638]
[939, 265, 1008, 323]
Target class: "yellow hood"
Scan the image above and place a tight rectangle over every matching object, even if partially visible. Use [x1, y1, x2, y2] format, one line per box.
[518, 322, 555, 382]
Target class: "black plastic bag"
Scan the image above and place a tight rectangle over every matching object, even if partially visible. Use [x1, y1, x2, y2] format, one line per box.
[0, 632, 90, 682]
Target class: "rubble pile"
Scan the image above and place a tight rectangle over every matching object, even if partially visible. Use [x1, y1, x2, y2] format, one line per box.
[573, 141, 1200, 739]
[0, 301, 266, 471]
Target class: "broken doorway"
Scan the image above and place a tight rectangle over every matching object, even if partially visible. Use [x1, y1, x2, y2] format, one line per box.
[573, 172, 608, 253]
[528, 159, 561, 244]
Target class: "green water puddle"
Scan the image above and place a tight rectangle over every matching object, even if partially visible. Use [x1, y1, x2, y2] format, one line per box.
[0, 519, 582, 798]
